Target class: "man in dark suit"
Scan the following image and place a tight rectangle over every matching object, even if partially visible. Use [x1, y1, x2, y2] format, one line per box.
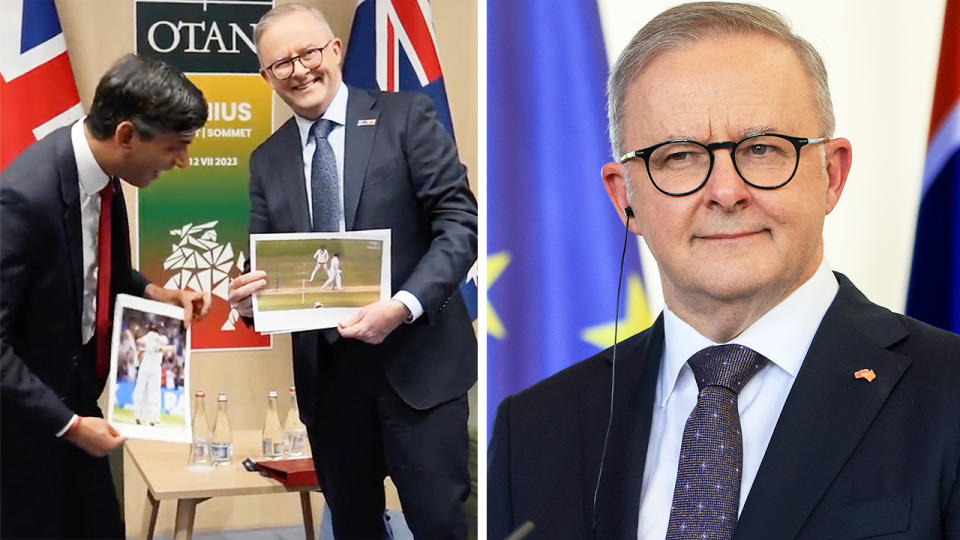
[227, 4, 477, 539]
[488, 3, 960, 539]
[0, 54, 211, 539]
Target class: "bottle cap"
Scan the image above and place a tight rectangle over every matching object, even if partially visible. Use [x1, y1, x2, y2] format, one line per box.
[195, 390, 205, 398]
[268, 390, 278, 398]
[217, 393, 227, 401]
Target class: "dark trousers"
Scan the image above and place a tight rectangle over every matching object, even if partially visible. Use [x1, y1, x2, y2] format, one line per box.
[1, 340, 123, 539]
[1, 417, 124, 539]
[307, 348, 470, 540]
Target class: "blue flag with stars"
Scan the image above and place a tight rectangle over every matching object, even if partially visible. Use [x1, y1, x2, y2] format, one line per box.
[487, 0, 651, 437]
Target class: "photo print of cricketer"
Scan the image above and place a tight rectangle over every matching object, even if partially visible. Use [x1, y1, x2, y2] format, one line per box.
[114, 309, 188, 430]
[488, 3, 960, 540]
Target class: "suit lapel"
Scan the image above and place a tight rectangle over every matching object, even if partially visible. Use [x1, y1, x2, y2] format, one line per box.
[343, 87, 379, 230]
[593, 316, 664, 539]
[274, 118, 311, 232]
[735, 274, 912, 539]
[57, 129, 84, 325]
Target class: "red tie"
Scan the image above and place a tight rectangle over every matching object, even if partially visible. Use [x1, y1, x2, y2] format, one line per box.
[95, 181, 114, 379]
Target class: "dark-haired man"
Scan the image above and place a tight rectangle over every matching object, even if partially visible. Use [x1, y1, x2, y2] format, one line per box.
[1, 53, 212, 538]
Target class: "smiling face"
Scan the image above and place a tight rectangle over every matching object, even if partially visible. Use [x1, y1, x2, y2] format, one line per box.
[603, 33, 851, 321]
[256, 12, 342, 120]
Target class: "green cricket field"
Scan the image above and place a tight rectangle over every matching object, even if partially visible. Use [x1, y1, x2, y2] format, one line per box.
[255, 238, 384, 311]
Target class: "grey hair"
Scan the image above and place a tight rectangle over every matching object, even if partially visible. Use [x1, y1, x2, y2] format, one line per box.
[254, 2, 334, 48]
[607, 2, 835, 159]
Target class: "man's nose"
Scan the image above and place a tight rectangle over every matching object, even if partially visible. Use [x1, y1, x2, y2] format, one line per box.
[291, 57, 311, 78]
[702, 149, 752, 209]
[173, 148, 189, 169]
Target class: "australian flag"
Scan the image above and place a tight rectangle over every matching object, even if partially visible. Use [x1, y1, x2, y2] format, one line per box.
[0, 0, 82, 170]
[906, 0, 960, 335]
[343, 0, 455, 138]
[343, 0, 476, 318]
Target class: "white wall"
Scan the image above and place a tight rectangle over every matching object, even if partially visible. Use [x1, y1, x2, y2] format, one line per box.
[597, 0, 946, 315]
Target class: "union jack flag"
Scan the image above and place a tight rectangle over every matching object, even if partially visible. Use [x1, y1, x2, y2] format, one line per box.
[0, 0, 82, 171]
[343, 0, 455, 138]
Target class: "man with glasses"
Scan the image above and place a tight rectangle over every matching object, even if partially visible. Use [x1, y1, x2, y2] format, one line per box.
[228, 3, 477, 539]
[488, 3, 960, 539]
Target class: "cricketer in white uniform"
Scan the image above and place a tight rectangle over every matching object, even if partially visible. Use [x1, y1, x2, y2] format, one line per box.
[133, 328, 170, 425]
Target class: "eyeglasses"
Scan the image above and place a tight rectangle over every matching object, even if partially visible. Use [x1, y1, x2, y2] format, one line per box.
[262, 40, 334, 80]
[619, 133, 828, 197]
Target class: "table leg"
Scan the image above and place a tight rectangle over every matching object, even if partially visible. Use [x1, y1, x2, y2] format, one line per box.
[173, 498, 201, 540]
[300, 491, 315, 540]
[140, 490, 160, 540]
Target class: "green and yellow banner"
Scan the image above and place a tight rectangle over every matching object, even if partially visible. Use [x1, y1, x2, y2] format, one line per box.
[135, 0, 273, 349]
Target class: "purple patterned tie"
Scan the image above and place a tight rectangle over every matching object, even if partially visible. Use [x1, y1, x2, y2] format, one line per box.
[665, 344, 769, 539]
[310, 118, 340, 232]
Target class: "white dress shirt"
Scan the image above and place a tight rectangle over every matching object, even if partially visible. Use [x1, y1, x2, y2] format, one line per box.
[58, 119, 111, 437]
[294, 83, 423, 321]
[637, 259, 839, 539]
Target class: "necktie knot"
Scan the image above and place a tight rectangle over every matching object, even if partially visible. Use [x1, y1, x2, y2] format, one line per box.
[100, 179, 115, 202]
[311, 118, 337, 140]
[688, 344, 768, 395]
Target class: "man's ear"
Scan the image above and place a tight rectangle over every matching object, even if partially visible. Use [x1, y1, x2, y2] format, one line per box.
[329, 37, 343, 65]
[115, 121, 137, 150]
[823, 137, 852, 215]
[602, 161, 642, 235]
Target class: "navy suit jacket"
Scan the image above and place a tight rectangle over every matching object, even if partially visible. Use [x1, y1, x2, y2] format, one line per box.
[0, 122, 147, 510]
[1, 125, 148, 438]
[489, 274, 960, 539]
[247, 87, 477, 422]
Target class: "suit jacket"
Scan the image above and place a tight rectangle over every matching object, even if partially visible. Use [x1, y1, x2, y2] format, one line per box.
[489, 274, 960, 539]
[248, 87, 477, 422]
[0, 125, 148, 453]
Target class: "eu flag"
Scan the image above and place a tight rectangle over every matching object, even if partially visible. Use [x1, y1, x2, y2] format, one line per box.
[906, 0, 960, 335]
[487, 0, 651, 436]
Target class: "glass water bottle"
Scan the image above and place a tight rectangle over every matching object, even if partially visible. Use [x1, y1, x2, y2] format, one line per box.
[210, 393, 233, 465]
[188, 390, 211, 467]
[261, 390, 285, 460]
[283, 386, 308, 457]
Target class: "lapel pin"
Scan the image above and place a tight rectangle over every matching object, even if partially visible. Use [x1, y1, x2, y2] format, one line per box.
[854, 369, 876, 382]
[357, 118, 376, 127]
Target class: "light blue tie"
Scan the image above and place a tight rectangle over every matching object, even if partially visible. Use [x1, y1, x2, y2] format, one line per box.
[665, 344, 769, 540]
[310, 119, 340, 232]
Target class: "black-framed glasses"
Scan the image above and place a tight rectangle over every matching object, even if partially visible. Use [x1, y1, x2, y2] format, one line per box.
[619, 133, 828, 196]
[263, 40, 334, 80]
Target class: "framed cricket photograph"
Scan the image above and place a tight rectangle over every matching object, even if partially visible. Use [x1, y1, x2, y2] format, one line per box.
[250, 230, 392, 333]
[107, 294, 192, 443]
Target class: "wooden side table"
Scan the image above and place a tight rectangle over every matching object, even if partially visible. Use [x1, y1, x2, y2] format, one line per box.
[125, 430, 319, 540]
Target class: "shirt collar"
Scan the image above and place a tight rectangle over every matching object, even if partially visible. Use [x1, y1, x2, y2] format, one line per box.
[70, 118, 110, 196]
[294, 82, 349, 147]
[659, 258, 839, 406]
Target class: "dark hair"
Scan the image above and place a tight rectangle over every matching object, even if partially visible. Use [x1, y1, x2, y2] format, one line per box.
[86, 54, 207, 140]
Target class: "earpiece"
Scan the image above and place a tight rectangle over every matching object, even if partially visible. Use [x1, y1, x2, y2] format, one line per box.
[594, 202, 633, 537]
